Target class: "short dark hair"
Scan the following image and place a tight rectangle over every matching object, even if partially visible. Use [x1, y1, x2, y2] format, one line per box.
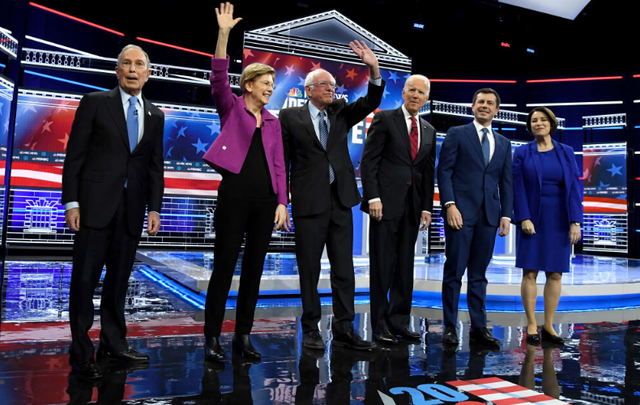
[526, 107, 558, 135]
[472, 88, 501, 108]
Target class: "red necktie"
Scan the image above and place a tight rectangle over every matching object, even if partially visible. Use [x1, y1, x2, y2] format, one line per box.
[410, 116, 419, 161]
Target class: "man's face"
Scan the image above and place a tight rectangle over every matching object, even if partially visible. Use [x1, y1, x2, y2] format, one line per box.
[402, 77, 430, 115]
[305, 70, 335, 109]
[471, 92, 499, 124]
[116, 47, 151, 96]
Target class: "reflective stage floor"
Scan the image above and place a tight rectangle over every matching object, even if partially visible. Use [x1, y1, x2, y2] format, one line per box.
[1, 253, 640, 404]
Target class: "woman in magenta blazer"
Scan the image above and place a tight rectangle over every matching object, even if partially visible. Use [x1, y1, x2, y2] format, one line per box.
[201, 2, 289, 362]
[513, 107, 582, 347]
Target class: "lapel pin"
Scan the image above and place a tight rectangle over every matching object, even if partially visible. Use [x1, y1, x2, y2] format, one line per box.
[148, 111, 151, 116]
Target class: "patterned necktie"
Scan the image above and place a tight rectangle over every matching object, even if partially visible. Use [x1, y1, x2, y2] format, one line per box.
[481, 127, 490, 167]
[410, 116, 419, 161]
[127, 96, 139, 153]
[318, 111, 335, 183]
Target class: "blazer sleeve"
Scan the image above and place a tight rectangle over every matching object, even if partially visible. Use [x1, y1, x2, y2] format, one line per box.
[512, 146, 531, 224]
[61, 94, 97, 205]
[359, 111, 387, 203]
[272, 118, 289, 206]
[565, 145, 584, 224]
[421, 124, 436, 213]
[341, 79, 385, 128]
[279, 109, 292, 205]
[210, 56, 237, 123]
[436, 126, 459, 206]
[499, 137, 514, 220]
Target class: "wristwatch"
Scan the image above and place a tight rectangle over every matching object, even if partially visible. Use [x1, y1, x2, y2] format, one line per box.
[444, 202, 455, 209]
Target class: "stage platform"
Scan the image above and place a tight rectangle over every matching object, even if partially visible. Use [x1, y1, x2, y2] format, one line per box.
[137, 251, 640, 313]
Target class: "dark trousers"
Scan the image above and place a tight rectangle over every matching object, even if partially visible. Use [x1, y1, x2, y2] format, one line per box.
[294, 185, 355, 335]
[69, 191, 141, 362]
[369, 191, 419, 334]
[204, 194, 277, 337]
[441, 203, 497, 328]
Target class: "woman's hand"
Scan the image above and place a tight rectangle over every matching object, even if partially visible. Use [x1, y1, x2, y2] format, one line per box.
[569, 223, 581, 244]
[273, 204, 290, 232]
[521, 219, 536, 235]
[216, 2, 242, 33]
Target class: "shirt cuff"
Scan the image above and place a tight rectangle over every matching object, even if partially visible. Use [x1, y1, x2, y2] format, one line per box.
[368, 198, 381, 204]
[65, 202, 79, 211]
[501, 217, 511, 222]
[422, 211, 431, 215]
[369, 77, 382, 86]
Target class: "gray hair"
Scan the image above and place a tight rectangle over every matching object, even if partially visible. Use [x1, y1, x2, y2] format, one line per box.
[404, 74, 430, 95]
[117, 44, 151, 68]
[304, 69, 334, 88]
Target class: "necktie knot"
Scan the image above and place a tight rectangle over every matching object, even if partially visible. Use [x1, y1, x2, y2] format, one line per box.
[129, 96, 138, 107]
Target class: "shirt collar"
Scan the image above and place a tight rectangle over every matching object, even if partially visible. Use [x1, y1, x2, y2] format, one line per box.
[308, 101, 325, 119]
[119, 86, 143, 107]
[401, 104, 418, 121]
[473, 120, 492, 135]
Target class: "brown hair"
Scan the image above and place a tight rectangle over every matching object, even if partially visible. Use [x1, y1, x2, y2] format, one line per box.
[526, 107, 558, 135]
[240, 63, 276, 93]
[472, 88, 501, 108]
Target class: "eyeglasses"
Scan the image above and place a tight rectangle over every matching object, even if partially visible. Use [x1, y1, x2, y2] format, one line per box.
[120, 60, 147, 70]
[256, 80, 276, 90]
[311, 81, 336, 89]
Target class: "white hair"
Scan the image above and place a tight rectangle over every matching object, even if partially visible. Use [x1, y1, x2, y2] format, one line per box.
[404, 74, 430, 95]
[304, 69, 334, 88]
[117, 44, 150, 67]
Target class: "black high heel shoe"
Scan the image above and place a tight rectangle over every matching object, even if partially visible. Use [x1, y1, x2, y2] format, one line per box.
[541, 327, 564, 346]
[526, 332, 541, 345]
[232, 334, 262, 360]
[204, 337, 225, 362]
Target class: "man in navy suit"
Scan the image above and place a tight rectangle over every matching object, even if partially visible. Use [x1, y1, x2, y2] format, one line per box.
[437, 88, 513, 347]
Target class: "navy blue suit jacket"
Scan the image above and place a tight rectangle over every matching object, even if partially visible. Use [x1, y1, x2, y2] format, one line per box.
[437, 122, 513, 227]
[513, 140, 583, 227]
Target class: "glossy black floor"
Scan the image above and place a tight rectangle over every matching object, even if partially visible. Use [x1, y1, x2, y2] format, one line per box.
[1, 261, 640, 404]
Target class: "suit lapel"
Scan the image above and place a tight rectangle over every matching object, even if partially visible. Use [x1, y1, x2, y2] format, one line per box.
[529, 142, 542, 190]
[391, 108, 413, 163]
[301, 103, 324, 150]
[413, 116, 431, 164]
[134, 95, 154, 153]
[106, 88, 129, 151]
[466, 123, 485, 165]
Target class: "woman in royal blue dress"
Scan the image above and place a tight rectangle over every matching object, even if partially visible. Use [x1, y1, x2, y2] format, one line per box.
[513, 107, 582, 347]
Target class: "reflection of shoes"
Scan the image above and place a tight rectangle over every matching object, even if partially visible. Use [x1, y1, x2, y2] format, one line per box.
[541, 327, 564, 347]
[70, 358, 103, 380]
[332, 330, 376, 351]
[442, 324, 459, 345]
[469, 327, 500, 347]
[101, 361, 149, 375]
[203, 361, 225, 374]
[526, 333, 541, 345]
[97, 347, 149, 363]
[204, 337, 225, 362]
[391, 327, 422, 342]
[373, 331, 399, 345]
[469, 340, 499, 355]
[232, 334, 262, 360]
[443, 344, 457, 355]
[303, 331, 324, 350]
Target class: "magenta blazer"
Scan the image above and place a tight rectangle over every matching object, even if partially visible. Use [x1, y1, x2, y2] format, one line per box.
[203, 57, 288, 206]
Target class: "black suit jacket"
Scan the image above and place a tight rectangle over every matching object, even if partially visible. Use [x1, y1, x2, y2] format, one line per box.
[62, 87, 165, 235]
[360, 107, 436, 223]
[280, 80, 385, 217]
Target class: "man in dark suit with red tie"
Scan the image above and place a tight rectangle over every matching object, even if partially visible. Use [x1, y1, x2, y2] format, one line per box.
[62, 45, 164, 379]
[280, 40, 384, 351]
[360, 75, 436, 345]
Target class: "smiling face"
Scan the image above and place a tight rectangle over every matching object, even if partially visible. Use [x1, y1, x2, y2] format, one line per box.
[244, 73, 275, 108]
[471, 92, 499, 125]
[116, 47, 151, 96]
[530, 111, 551, 137]
[402, 76, 430, 116]
[305, 70, 336, 110]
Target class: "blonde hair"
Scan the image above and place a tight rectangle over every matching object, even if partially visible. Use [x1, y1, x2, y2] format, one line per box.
[240, 63, 276, 93]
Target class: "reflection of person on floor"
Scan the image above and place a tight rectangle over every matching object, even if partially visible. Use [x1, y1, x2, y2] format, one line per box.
[365, 344, 411, 405]
[295, 348, 323, 405]
[624, 320, 640, 403]
[514, 107, 582, 347]
[66, 363, 148, 404]
[518, 344, 560, 399]
[202, 2, 290, 363]
[327, 346, 376, 404]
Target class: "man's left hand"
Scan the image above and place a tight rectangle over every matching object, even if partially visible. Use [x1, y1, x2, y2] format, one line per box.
[498, 218, 511, 237]
[349, 40, 378, 69]
[147, 212, 161, 235]
[419, 212, 432, 231]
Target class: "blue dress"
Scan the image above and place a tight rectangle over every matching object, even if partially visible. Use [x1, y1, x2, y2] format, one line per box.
[515, 148, 570, 273]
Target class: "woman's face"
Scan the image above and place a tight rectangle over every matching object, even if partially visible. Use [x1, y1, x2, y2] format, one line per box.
[530, 111, 551, 137]
[245, 73, 275, 108]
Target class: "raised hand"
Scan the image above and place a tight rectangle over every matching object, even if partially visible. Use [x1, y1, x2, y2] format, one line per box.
[349, 40, 378, 68]
[216, 2, 242, 33]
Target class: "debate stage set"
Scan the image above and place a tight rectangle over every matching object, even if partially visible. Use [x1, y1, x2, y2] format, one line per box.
[1, 1, 640, 404]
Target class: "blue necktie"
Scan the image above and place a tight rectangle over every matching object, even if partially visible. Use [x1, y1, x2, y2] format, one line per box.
[481, 127, 490, 168]
[318, 111, 335, 183]
[127, 96, 139, 153]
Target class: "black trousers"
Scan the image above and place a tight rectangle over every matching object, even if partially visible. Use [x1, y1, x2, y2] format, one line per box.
[68, 190, 141, 362]
[294, 184, 355, 335]
[204, 193, 277, 337]
[368, 191, 419, 334]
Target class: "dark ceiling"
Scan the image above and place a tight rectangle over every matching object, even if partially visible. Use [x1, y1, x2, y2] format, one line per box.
[18, 0, 640, 78]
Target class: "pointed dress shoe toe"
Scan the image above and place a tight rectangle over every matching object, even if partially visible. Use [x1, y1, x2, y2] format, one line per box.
[373, 331, 399, 345]
[232, 334, 262, 360]
[302, 330, 325, 350]
[332, 330, 376, 351]
[204, 337, 225, 362]
[391, 327, 422, 341]
[541, 327, 565, 346]
[442, 324, 459, 345]
[469, 327, 500, 347]
[96, 347, 149, 363]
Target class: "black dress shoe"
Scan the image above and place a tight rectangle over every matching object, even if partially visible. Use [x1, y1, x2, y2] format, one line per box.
[232, 334, 261, 360]
[442, 324, 459, 345]
[469, 327, 500, 347]
[526, 333, 541, 345]
[391, 327, 422, 341]
[96, 347, 149, 363]
[541, 327, 564, 346]
[204, 337, 225, 362]
[302, 331, 325, 350]
[373, 331, 399, 345]
[70, 358, 103, 379]
[332, 330, 376, 351]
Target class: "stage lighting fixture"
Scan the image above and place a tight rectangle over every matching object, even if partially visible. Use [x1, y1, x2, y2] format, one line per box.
[498, 0, 591, 20]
